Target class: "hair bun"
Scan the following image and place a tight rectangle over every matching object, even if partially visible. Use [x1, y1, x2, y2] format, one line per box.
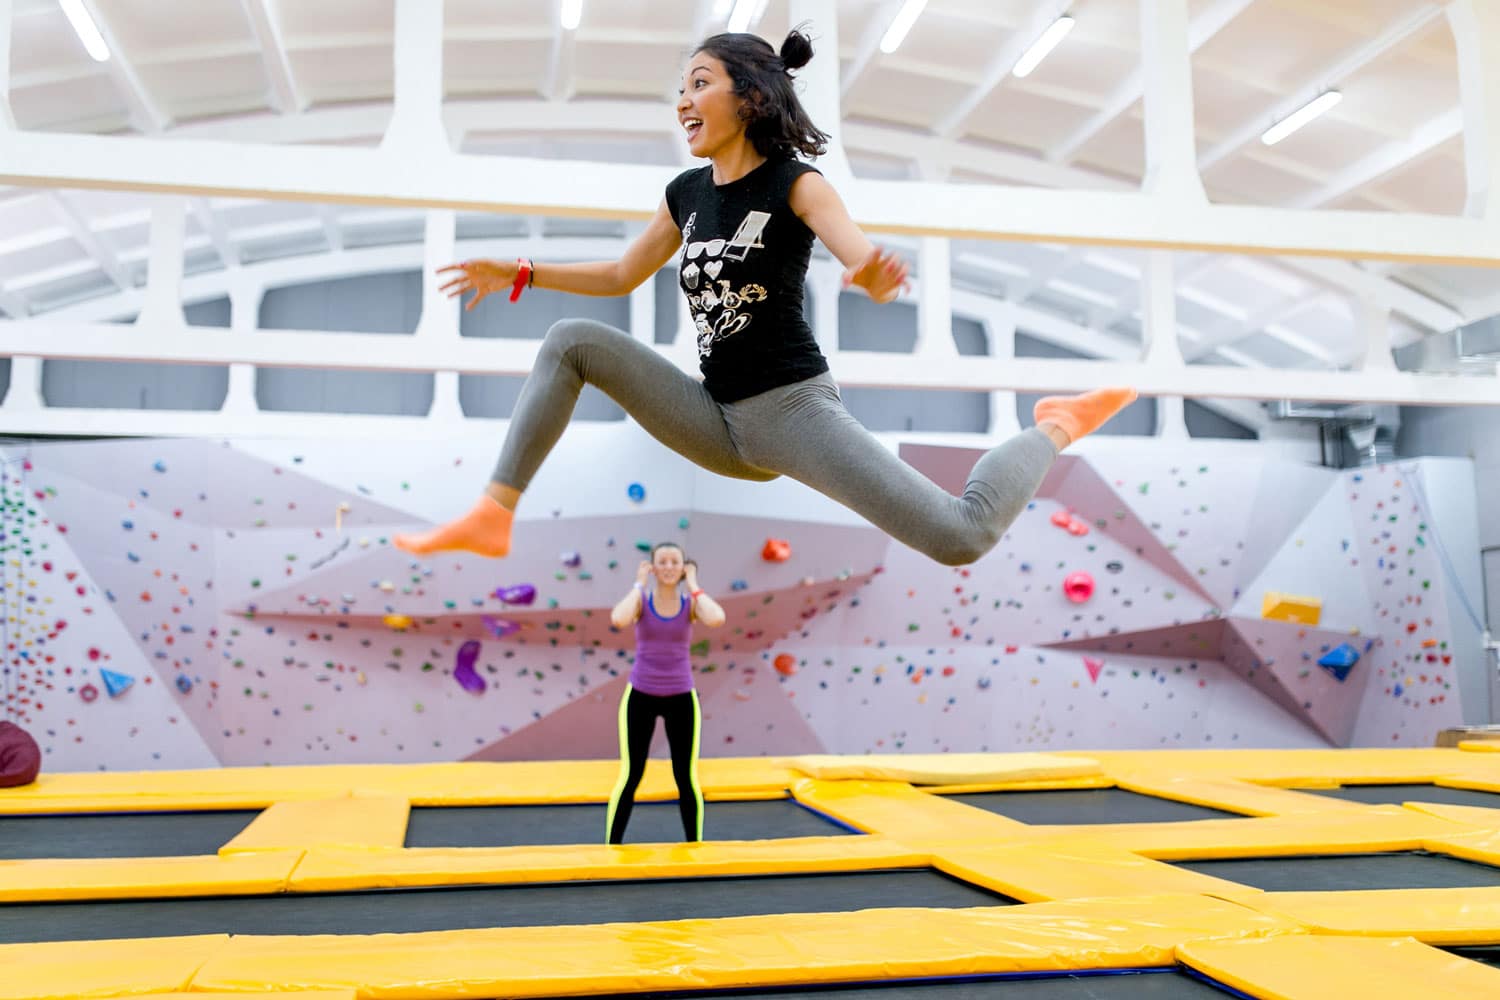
[780, 29, 814, 71]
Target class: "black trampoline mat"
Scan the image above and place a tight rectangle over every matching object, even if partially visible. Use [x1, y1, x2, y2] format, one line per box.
[940, 789, 1243, 825]
[617, 969, 1237, 999]
[405, 798, 853, 848]
[0, 810, 262, 860]
[1173, 851, 1500, 892]
[1448, 946, 1500, 970]
[1305, 784, 1500, 809]
[0, 868, 1012, 945]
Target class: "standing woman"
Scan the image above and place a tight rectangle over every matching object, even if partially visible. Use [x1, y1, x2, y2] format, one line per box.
[605, 543, 724, 844]
[395, 29, 1135, 567]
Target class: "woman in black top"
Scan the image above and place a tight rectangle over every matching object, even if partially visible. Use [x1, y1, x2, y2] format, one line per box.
[396, 29, 1135, 567]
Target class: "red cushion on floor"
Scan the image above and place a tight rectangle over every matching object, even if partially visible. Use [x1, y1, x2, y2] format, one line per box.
[0, 721, 41, 787]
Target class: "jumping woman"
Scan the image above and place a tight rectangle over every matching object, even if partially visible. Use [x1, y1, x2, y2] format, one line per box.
[394, 29, 1136, 566]
[605, 544, 724, 843]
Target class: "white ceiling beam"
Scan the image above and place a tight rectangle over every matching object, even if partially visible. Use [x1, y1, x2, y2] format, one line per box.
[542, 0, 578, 102]
[0, 0, 15, 130]
[1008, 246, 1083, 305]
[189, 197, 238, 267]
[934, 0, 1072, 139]
[47, 191, 131, 289]
[78, 0, 170, 134]
[1448, 0, 1500, 221]
[1182, 291, 1329, 362]
[1139, 0, 1206, 201]
[1290, 106, 1462, 209]
[238, 0, 307, 114]
[317, 205, 343, 251]
[1049, 0, 1255, 164]
[839, 0, 903, 99]
[1288, 256, 1461, 334]
[1198, 3, 1448, 174]
[0, 284, 29, 318]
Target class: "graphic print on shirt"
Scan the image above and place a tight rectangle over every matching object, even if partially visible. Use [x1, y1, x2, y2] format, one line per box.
[679, 209, 772, 359]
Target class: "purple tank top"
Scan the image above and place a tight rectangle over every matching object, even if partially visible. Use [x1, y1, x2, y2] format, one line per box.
[630, 589, 694, 696]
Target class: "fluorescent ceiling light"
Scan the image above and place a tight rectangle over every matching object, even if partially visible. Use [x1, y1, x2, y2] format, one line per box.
[1012, 15, 1074, 78]
[1261, 90, 1342, 146]
[726, 0, 768, 33]
[560, 0, 583, 32]
[879, 0, 929, 54]
[58, 0, 110, 62]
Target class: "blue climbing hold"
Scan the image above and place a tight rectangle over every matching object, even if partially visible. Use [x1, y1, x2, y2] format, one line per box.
[627, 483, 646, 503]
[1317, 643, 1360, 682]
[175, 674, 193, 694]
[100, 669, 135, 698]
[730, 579, 749, 591]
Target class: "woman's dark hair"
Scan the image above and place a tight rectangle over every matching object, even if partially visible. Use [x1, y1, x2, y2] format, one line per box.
[693, 27, 830, 160]
[650, 541, 685, 560]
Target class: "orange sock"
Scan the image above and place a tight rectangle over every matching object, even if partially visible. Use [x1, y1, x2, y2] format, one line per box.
[1034, 387, 1139, 446]
[394, 495, 514, 558]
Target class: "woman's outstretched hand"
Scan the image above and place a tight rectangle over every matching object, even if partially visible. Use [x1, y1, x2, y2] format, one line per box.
[635, 560, 654, 588]
[842, 247, 909, 305]
[438, 259, 519, 311]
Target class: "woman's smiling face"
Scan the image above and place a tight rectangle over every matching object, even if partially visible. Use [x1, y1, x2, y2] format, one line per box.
[652, 545, 685, 586]
[677, 53, 745, 158]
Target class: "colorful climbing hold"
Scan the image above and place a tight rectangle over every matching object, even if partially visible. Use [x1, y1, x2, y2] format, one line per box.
[1062, 571, 1095, 604]
[773, 653, 798, 676]
[382, 614, 413, 630]
[627, 483, 646, 503]
[761, 538, 791, 562]
[100, 669, 135, 698]
[495, 584, 537, 605]
[453, 640, 486, 694]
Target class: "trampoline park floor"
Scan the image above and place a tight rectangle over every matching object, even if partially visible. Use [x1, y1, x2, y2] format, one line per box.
[7, 748, 1500, 999]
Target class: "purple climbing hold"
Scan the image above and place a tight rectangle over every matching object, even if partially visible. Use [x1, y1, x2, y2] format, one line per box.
[482, 615, 521, 639]
[561, 551, 583, 568]
[454, 640, 486, 695]
[495, 583, 536, 605]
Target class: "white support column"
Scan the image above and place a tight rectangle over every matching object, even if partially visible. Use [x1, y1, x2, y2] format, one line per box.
[223, 276, 261, 415]
[0, 0, 15, 130]
[1155, 395, 1189, 439]
[137, 200, 187, 328]
[381, 0, 450, 153]
[417, 209, 463, 420]
[1, 358, 43, 411]
[1448, 0, 1500, 222]
[811, 258, 842, 358]
[789, 0, 852, 183]
[916, 238, 956, 359]
[1139, 0, 1207, 203]
[1357, 298, 1396, 372]
[1140, 250, 1183, 367]
[629, 273, 656, 344]
[985, 301, 1022, 437]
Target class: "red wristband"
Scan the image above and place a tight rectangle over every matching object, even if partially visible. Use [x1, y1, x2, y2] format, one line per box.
[691, 589, 704, 598]
[509, 257, 533, 302]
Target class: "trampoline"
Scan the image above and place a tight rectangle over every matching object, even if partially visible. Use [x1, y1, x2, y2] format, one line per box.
[937, 788, 1245, 825]
[0, 809, 262, 860]
[0, 868, 1010, 945]
[1303, 783, 1500, 809]
[406, 797, 856, 847]
[1174, 851, 1500, 892]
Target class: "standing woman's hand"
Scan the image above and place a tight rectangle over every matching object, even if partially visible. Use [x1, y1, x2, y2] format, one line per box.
[842, 247, 909, 305]
[635, 560, 654, 588]
[683, 560, 700, 593]
[437, 259, 520, 311]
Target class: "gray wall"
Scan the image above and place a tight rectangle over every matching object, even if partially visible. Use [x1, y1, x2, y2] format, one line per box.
[1399, 406, 1497, 549]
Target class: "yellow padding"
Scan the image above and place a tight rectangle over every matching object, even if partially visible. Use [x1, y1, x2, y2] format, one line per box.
[1061, 748, 1486, 785]
[792, 779, 1029, 837]
[289, 836, 929, 892]
[149, 994, 356, 1000]
[928, 775, 1115, 796]
[1114, 774, 1373, 817]
[1237, 887, 1500, 945]
[1261, 591, 1322, 625]
[1403, 801, 1500, 826]
[928, 840, 1263, 904]
[189, 896, 1301, 997]
[0, 934, 228, 1000]
[778, 752, 1100, 786]
[1070, 807, 1465, 860]
[1460, 740, 1500, 753]
[1179, 934, 1500, 1000]
[221, 795, 409, 854]
[0, 850, 302, 903]
[1423, 827, 1500, 867]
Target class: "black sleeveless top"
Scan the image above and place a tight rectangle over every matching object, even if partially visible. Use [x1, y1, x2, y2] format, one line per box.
[665, 158, 829, 403]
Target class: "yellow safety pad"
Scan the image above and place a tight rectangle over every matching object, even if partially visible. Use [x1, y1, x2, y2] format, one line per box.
[1423, 826, 1500, 867]
[1402, 801, 1500, 826]
[1235, 887, 1500, 945]
[1460, 740, 1500, 753]
[0, 850, 302, 903]
[928, 775, 1115, 796]
[777, 752, 1101, 786]
[221, 795, 409, 854]
[150, 994, 357, 1000]
[190, 896, 1301, 997]
[1058, 748, 1488, 785]
[1113, 774, 1371, 817]
[1056, 807, 1465, 860]
[792, 779, 1029, 837]
[0, 934, 228, 1000]
[1179, 934, 1500, 1000]
[289, 836, 930, 892]
[1261, 591, 1322, 625]
[927, 840, 1262, 903]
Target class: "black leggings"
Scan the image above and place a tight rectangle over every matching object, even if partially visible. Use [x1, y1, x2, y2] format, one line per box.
[606, 685, 703, 844]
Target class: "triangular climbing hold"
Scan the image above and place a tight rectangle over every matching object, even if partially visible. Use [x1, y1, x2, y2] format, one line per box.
[1317, 643, 1360, 682]
[100, 669, 135, 698]
[1083, 657, 1104, 684]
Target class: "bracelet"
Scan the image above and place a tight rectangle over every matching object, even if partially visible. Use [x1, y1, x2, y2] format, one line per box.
[509, 257, 533, 302]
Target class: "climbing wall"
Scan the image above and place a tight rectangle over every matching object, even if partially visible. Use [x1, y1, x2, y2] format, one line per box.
[0, 429, 1481, 771]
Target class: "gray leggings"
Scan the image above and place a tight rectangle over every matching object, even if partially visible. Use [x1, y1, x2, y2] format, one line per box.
[494, 319, 1057, 566]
